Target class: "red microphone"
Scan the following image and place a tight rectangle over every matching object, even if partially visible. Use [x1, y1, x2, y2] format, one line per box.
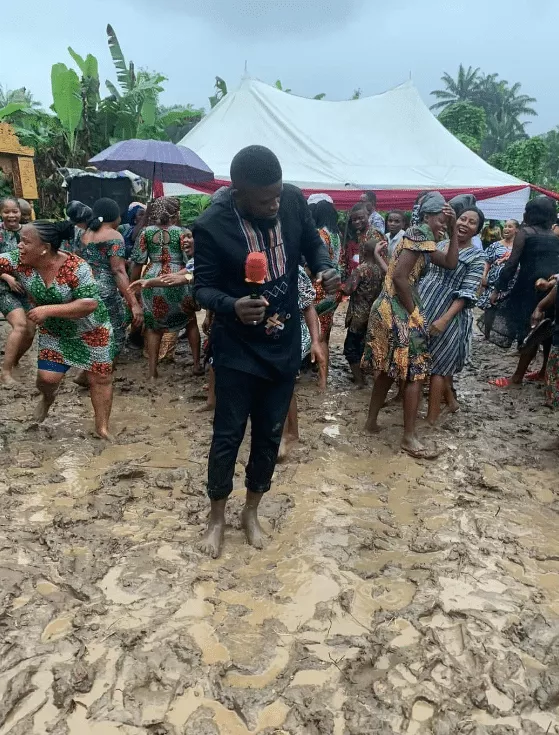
[245, 252, 267, 299]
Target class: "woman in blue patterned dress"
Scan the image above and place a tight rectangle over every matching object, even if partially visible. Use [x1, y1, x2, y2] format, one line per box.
[477, 219, 519, 339]
[0, 197, 35, 384]
[74, 198, 143, 366]
[130, 197, 201, 380]
[419, 207, 485, 425]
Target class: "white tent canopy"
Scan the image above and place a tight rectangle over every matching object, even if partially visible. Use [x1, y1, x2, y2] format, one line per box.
[170, 77, 524, 191]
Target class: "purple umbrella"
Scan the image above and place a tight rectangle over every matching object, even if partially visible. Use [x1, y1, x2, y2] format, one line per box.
[89, 139, 214, 184]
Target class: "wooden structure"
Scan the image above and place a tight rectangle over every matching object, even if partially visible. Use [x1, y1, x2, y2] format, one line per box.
[0, 122, 38, 200]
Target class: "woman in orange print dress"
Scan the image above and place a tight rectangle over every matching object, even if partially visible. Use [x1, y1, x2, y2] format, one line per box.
[362, 192, 458, 459]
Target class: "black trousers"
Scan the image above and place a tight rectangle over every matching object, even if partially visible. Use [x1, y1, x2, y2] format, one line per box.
[207, 366, 295, 501]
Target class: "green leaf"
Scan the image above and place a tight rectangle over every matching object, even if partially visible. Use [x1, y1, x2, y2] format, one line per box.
[140, 94, 157, 127]
[51, 63, 83, 152]
[0, 102, 27, 120]
[106, 24, 133, 92]
[313, 93, 326, 100]
[105, 80, 121, 99]
[68, 47, 99, 79]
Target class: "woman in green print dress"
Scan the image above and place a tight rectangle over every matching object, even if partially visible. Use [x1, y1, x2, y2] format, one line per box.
[0, 220, 115, 439]
[130, 196, 201, 379]
[74, 198, 143, 358]
[0, 197, 35, 384]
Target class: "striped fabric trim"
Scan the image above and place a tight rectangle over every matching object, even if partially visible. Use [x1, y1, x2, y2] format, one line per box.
[234, 209, 287, 282]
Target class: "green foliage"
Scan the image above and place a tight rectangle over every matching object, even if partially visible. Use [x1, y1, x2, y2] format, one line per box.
[0, 102, 27, 121]
[489, 137, 549, 185]
[51, 63, 83, 157]
[106, 24, 135, 93]
[540, 127, 559, 190]
[438, 102, 487, 153]
[209, 77, 228, 109]
[431, 65, 537, 158]
[351, 89, 362, 100]
[179, 194, 211, 227]
[275, 80, 292, 94]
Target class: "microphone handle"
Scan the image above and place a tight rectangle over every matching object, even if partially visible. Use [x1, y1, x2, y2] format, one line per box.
[249, 282, 260, 300]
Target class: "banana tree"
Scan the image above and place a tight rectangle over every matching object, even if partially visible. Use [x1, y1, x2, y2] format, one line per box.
[51, 63, 83, 161]
[0, 102, 27, 121]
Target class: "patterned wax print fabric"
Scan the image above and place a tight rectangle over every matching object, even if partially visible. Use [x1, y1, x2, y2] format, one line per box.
[477, 241, 515, 310]
[0, 225, 28, 315]
[368, 210, 385, 234]
[345, 261, 383, 333]
[361, 224, 437, 382]
[131, 225, 197, 331]
[74, 233, 128, 354]
[298, 266, 316, 360]
[419, 242, 485, 376]
[0, 251, 115, 373]
[313, 226, 342, 340]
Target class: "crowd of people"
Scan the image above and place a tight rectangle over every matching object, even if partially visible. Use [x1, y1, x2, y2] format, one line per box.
[1, 144, 559, 557]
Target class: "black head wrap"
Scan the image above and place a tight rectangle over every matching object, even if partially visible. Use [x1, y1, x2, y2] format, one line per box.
[524, 196, 557, 229]
[448, 193, 477, 219]
[66, 200, 93, 226]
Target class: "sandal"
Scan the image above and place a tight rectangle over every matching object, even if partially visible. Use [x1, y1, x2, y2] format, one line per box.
[489, 376, 514, 388]
[524, 371, 544, 382]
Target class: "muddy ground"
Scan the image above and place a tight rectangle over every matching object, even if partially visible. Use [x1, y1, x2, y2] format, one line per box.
[1, 309, 559, 735]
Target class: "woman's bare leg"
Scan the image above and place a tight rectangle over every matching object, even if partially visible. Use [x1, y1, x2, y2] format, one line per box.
[365, 372, 393, 433]
[1, 309, 34, 385]
[426, 375, 445, 425]
[34, 369, 65, 422]
[145, 328, 164, 379]
[187, 319, 203, 375]
[278, 395, 298, 460]
[197, 365, 216, 413]
[402, 380, 426, 452]
[88, 371, 113, 440]
[444, 377, 459, 413]
[510, 345, 538, 385]
[318, 336, 329, 391]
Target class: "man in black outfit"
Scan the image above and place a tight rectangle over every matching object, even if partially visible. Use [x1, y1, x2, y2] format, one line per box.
[193, 146, 340, 558]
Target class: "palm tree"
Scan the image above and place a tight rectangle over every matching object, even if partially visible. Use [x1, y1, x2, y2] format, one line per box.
[430, 64, 481, 111]
[0, 85, 41, 109]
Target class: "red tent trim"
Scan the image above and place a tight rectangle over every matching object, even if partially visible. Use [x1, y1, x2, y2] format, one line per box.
[154, 179, 558, 211]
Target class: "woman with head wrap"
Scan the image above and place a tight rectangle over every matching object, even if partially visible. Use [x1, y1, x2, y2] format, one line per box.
[74, 198, 143, 367]
[129, 196, 202, 379]
[118, 202, 147, 259]
[489, 196, 559, 388]
[0, 219, 115, 439]
[418, 205, 486, 424]
[308, 197, 342, 388]
[362, 191, 459, 459]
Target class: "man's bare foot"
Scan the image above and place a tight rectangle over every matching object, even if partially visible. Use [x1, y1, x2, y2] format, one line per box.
[191, 365, 205, 377]
[401, 435, 442, 460]
[95, 427, 114, 442]
[33, 396, 52, 423]
[241, 506, 265, 549]
[0, 372, 17, 387]
[196, 401, 215, 413]
[364, 419, 381, 434]
[198, 519, 225, 558]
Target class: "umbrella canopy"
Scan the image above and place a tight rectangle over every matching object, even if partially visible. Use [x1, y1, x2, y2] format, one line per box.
[89, 139, 214, 184]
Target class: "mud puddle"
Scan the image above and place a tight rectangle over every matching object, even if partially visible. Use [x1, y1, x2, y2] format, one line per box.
[2, 313, 559, 734]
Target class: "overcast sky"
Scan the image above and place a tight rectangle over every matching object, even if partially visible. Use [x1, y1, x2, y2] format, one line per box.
[3, 0, 557, 134]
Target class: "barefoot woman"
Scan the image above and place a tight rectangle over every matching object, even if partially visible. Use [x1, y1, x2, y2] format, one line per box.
[362, 192, 458, 459]
[0, 221, 115, 438]
[0, 197, 35, 384]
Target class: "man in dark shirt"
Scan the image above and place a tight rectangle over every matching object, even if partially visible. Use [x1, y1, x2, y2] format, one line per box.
[193, 145, 340, 558]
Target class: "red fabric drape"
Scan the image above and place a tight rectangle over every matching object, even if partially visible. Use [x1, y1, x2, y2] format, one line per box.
[154, 178, 534, 210]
